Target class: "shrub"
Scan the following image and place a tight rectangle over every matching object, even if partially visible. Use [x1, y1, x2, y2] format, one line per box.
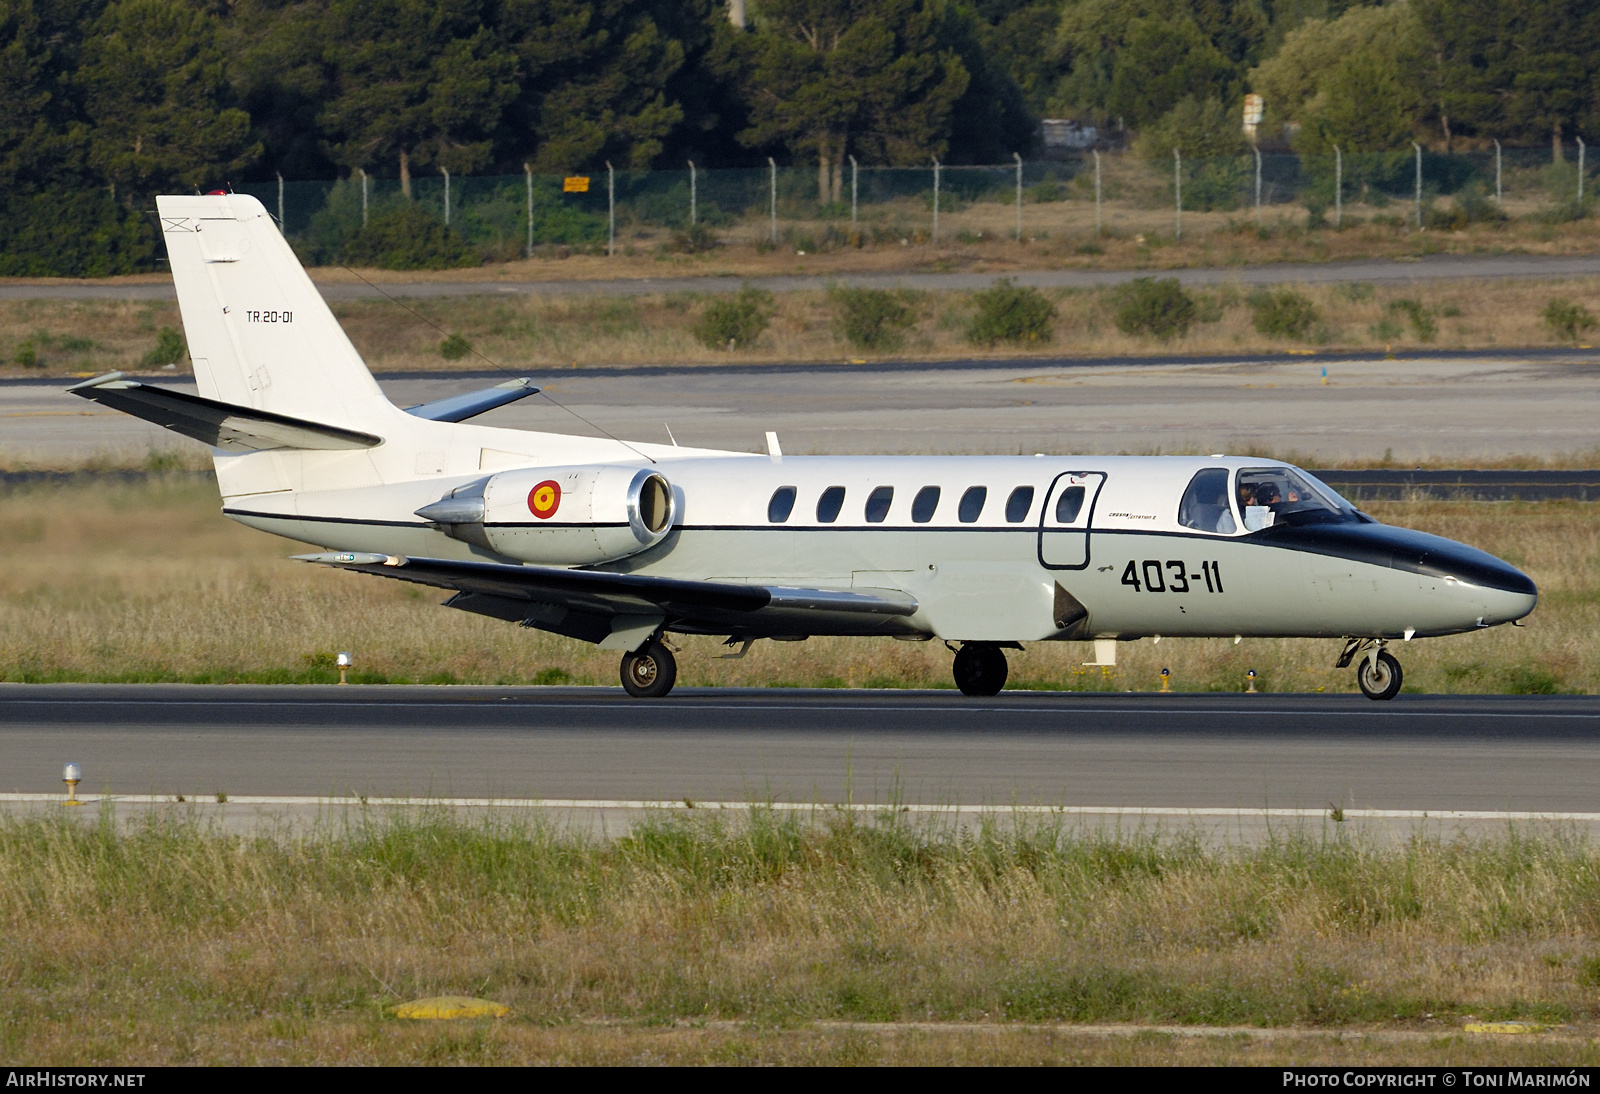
[666, 223, 719, 254]
[692, 286, 773, 350]
[13, 340, 39, 368]
[340, 204, 479, 270]
[1110, 278, 1196, 341]
[439, 333, 472, 360]
[966, 279, 1056, 346]
[830, 286, 917, 350]
[1542, 298, 1598, 342]
[1251, 289, 1318, 341]
[0, 189, 158, 277]
[1388, 298, 1438, 342]
[140, 327, 187, 368]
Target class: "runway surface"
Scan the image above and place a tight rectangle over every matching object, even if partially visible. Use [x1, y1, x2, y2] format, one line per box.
[7, 348, 1600, 462]
[3, 252, 1599, 301]
[4, 685, 1598, 812]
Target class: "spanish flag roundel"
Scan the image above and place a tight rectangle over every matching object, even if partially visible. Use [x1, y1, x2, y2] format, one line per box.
[528, 479, 561, 519]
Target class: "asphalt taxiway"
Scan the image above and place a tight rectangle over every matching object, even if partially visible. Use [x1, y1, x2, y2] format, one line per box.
[3, 685, 1597, 815]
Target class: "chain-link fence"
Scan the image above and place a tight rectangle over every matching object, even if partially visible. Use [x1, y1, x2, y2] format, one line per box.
[232, 146, 1595, 266]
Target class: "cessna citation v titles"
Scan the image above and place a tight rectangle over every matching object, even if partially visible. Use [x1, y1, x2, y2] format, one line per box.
[69, 194, 1538, 699]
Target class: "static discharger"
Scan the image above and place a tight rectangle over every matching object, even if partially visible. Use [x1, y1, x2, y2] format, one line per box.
[61, 763, 81, 807]
[336, 650, 352, 685]
[395, 996, 510, 1020]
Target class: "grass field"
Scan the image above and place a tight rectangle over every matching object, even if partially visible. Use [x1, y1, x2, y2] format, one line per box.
[3, 808, 1600, 1064]
[2, 274, 1598, 380]
[0, 476, 1591, 695]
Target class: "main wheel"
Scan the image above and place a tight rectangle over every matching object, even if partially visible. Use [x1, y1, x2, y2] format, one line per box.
[952, 644, 1008, 697]
[1356, 650, 1402, 701]
[620, 639, 677, 698]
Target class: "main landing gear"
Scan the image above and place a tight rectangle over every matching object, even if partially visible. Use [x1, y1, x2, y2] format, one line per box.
[620, 638, 677, 698]
[1338, 638, 1403, 701]
[951, 643, 1009, 697]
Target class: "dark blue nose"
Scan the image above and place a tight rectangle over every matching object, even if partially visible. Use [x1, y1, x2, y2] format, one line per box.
[1264, 522, 1537, 596]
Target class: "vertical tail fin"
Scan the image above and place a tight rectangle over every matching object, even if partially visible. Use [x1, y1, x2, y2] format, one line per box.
[157, 194, 398, 431]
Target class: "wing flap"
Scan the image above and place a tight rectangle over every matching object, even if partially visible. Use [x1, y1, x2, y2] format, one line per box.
[67, 372, 382, 452]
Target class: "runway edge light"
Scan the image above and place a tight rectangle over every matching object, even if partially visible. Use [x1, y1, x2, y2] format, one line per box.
[62, 763, 82, 807]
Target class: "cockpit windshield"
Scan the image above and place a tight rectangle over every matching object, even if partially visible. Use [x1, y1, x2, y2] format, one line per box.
[1237, 466, 1362, 530]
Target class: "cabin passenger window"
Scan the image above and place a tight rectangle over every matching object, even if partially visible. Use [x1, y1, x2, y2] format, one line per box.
[817, 486, 846, 523]
[865, 486, 894, 523]
[1054, 486, 1086, 523]
[767, 486, 797, 523]
[911, 486, 940, 523]
[1178, 468, 1235, 534]
[958, 486, 986, 523]
[1005, 486, 1035, 523]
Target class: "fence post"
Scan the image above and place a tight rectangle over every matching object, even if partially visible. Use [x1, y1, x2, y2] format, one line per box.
[1093, 149, 1102, 235]
[276, 171, 284, 232]
[606, 161, 615, 256]
[442, 166, 450, 227]
[1173, 149, 1182, 241]
[1494, 139, 1502, 205]
[1254, 146, 1262, 226]
[768, 157, 777, 243]
[1334, 145, 1342, 228]
[1013, 152, 1023, 242]
[1413, 142, 1422, 228]
[849, 155, 858, 230]
[524, 163, 532, 258]
[1578, 137, 1586, 203]
[360, 168, 368, 227]
[932, 156, 940, 243]
[688, 160, 696, 227]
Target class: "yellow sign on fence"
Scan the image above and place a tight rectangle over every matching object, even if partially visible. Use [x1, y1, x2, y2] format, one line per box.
[563, 176, 590, 193]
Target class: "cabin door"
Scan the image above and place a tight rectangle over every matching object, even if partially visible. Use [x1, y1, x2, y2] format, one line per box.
[1037, 472, 1106, 570]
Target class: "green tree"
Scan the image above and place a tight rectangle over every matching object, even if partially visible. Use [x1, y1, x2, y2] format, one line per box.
[77, 0, 260, 196]
[1107, 15, 1236, 129]
[317, 0, 517, 195]
[1411, 0, 1600, 160]
[497, 0, 691, 172]
[1052, 1, 1263, 129]
[720, 0, 970, 204]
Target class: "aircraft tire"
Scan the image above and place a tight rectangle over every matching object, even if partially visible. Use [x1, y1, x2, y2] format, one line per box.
[952, 644, 1008, 697]
[620, 639, 677, 698]
[1356, 650, 1403, 701]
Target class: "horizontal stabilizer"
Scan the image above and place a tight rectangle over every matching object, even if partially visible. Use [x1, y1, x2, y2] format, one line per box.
[403, 378, 540, 423]
[295, 553, 919, 621]
[67, 372, 383, 452]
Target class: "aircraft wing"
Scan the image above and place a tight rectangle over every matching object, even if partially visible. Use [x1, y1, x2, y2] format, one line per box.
[67, 372, 382, 452]
[295, 551, 918, 644]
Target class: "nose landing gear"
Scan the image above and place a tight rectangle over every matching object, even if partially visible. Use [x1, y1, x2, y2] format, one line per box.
[620, 638, 678, 698]
[1338, 638, 1403, 701]
[951, 643, 1009, 696]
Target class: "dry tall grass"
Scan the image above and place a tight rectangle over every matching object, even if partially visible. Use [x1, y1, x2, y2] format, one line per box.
[2, 809, 1600, 1063]
[0, 478, 1590, 694]
[4, 276, 1600, 381]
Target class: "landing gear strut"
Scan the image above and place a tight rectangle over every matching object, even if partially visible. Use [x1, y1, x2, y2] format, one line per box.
[620, 638, 677, 698]
[1339, 638, 1402, 701]
[952, 643, 1008, 697]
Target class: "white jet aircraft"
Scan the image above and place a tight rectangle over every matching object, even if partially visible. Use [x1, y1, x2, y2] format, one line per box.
[69, 194, 1537, 699]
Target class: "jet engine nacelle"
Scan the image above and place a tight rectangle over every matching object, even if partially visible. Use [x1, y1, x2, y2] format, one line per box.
[416, 464, 676, 565]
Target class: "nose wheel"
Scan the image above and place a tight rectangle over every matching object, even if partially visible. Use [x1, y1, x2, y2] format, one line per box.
[952, 643, 1008, 696]
[1356, 650, 1403, 701]
[620, 639, 677, 698]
